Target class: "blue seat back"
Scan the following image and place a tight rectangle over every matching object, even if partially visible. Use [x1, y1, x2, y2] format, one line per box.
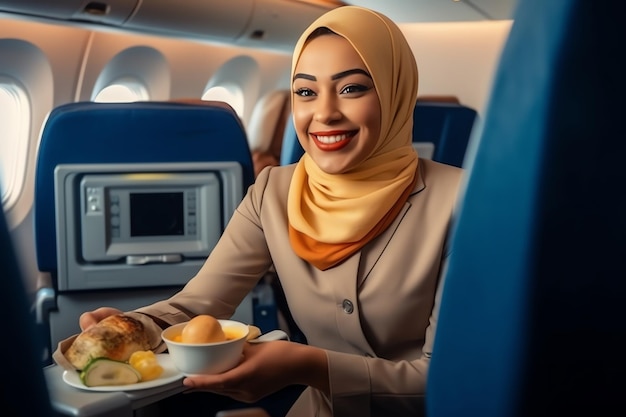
[279, 101, 477, 168]
[34, 100, 254, 276]
[1, 205, 53, 416]
[427, 0, 626, 416]
[279, 117, 304, 166]
[412, 101, 477, 167]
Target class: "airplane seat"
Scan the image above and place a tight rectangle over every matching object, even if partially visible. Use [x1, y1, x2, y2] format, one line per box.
[1, 204, 54, 416]
[279, 115, 303, 166]
[247, 90, 291, 177]
[412, 100, 478, 168]
[34, 100, 256, 366]
[427, 0, 626, 416]
[279, 99, 478, 169]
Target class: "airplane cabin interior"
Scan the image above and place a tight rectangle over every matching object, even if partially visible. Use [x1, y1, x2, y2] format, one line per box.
[2, 0, 624, 416]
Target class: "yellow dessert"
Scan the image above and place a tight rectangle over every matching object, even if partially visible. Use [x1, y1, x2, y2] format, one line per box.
[181, 315, 226, 343]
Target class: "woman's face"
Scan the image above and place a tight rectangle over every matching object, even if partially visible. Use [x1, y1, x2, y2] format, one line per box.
[292, 33, 381, 174]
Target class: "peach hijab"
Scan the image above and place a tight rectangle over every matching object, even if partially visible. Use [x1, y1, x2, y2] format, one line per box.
[287, 6, 419, 270]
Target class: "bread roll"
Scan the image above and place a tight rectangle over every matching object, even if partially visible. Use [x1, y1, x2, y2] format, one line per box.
[64, 314, 151, 370]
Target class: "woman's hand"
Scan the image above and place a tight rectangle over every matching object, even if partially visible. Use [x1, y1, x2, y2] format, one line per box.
[79, 307, 124, 331]
[182, 340, 328, 403]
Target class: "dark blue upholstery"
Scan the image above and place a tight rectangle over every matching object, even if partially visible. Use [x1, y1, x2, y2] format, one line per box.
[34, 100, 254, 278]
[427, 0, 626, 416]
[412, 101, 477, 167]
[0, 206, 53, 416]
[279, 117, 303, 166]
[279, 101, 477, 168]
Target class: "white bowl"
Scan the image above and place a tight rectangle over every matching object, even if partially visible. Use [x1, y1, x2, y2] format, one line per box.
[161, 319, 249, 376]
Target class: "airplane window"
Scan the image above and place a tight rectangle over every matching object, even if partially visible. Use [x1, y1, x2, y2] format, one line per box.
[0, 78, 30, 209]
[93, 78, 149, 103]
[202, 85, 244, 118]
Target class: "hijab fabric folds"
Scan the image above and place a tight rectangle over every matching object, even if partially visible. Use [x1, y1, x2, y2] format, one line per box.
[287, 6, 419, 270]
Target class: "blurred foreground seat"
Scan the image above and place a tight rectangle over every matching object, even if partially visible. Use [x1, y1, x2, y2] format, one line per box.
[427, 0, 626, 416]
[1, 203, 53, 416]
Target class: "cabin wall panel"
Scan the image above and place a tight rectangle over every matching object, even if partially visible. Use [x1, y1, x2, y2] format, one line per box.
[76, 30, 292, 126]
[0, 17, 91, 105]
[0, 17, 91, 297]
[401, 20, 513, 115]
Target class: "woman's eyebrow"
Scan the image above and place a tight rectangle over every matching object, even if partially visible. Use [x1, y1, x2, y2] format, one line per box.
[293, 68, 371, 83]
[293, 73, 316, 82]
[331, 68, 371, 80]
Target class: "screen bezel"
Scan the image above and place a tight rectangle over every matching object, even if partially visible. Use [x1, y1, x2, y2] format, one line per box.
[79, 171, 221, 262]
[54, 162, 243, 291]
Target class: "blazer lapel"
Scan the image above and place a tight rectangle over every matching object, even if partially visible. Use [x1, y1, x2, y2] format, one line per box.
[357, 164, 426, 288]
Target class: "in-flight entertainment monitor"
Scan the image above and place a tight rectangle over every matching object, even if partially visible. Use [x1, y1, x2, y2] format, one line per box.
[54, 162, 243, 291]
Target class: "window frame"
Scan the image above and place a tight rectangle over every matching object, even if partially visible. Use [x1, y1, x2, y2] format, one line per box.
[0, 75, 31, 210]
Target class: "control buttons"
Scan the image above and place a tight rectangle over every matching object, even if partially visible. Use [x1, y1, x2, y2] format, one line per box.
[109, 194, 120, 238]
[186, 191, 197, 236]
[86, 187, 102, 213]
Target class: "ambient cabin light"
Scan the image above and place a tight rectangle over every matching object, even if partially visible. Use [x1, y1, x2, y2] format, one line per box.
[293, 0, 347, 7]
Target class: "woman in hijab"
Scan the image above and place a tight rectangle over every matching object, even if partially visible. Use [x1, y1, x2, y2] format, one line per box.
[73, 6, 463, 417]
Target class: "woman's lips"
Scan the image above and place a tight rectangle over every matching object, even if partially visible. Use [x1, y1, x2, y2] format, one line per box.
[310, 131, 356, 151]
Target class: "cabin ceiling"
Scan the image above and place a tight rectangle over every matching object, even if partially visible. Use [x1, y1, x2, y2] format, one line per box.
[0, 0, 518, 52]
[344, 0, 518, 23]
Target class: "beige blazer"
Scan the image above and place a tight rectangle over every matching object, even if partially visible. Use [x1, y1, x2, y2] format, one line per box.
[132, 157, 463, 417]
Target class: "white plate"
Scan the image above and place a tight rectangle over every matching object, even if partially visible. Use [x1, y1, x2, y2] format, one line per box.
[62, 354, 183, 392]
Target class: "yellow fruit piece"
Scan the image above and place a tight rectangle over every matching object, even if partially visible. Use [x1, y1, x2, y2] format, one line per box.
[129, 350, 163, 381]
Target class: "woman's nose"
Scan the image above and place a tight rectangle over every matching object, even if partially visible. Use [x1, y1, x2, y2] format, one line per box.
[314, 95, 341, 124]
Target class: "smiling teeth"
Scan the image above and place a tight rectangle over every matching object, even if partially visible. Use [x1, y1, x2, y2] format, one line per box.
[316, 134, 349, 144]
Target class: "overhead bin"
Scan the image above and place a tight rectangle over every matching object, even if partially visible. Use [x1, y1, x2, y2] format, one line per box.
[124, 0, 255, 41]
[235, 0, 341, 50]
[123, 0, 341, 51]
[0, 0, 139, 25]
[0, 0, 344, 51]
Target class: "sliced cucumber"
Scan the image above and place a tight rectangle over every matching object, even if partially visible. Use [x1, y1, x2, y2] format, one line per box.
[79, 357, 142, 387]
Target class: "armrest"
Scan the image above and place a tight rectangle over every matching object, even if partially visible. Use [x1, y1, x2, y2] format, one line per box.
[34, 271, 56, 324]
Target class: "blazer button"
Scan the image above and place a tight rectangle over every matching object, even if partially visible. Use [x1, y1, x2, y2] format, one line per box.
[342, 299, 354, 314]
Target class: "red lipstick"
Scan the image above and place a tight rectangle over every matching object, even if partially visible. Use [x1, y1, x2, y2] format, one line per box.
[310, 130, 357, 151]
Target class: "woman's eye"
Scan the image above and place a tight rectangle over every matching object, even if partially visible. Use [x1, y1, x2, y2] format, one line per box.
[294, 87, 315, 97]
[341, 84, 371, 95]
